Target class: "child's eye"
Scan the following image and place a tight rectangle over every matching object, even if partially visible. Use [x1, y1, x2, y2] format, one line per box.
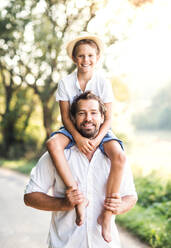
[78, 112, 84, 115]
[91, 111, 97, 115]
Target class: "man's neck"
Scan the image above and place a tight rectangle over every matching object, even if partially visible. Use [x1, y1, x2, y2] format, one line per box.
[86, 150, 96, 162]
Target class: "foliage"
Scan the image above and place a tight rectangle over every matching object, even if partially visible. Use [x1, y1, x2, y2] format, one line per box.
[0, 0, 105, 158]
[10, 0, 104, 139]
[117, 174, 171, 248]
[0, 158, 36, 174]
[0, 85, 40, 158]
[133, 81, 171, 130]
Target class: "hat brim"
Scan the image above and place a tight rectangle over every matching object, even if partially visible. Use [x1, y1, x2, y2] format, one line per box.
[66, 34, 104, 60]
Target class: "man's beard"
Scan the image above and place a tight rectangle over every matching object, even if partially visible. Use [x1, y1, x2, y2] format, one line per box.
[76, 122, 98, 139]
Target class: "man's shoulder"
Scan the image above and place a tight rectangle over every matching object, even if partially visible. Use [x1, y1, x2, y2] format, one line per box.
[37, 151, 53, 166]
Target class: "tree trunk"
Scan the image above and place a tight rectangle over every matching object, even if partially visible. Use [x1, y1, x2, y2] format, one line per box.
[42, 101, 53, 140]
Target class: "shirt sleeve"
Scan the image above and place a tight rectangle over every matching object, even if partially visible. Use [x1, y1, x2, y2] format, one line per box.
[56, 79, 69, 102]
[119, 161, 137, 198]
[24, 152, 55, 194]
[100, 76, 114, 103]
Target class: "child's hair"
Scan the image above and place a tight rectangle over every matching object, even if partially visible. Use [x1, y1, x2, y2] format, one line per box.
[70, 91, 106, 117]
[72, 39, 100, 58]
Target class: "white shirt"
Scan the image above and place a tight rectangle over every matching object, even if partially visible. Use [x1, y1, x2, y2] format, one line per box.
[56, 70, 114, 105]
[25, 146, 137, 248]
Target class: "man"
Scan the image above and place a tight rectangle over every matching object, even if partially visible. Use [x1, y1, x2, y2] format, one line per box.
[24, 91, 137, 248]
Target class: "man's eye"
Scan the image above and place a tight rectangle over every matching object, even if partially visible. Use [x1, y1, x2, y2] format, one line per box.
[79, 112, 84, 115]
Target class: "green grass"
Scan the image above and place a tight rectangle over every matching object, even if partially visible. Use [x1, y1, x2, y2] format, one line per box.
[0, 158, 36, 174]
[117, 173, 171, 248]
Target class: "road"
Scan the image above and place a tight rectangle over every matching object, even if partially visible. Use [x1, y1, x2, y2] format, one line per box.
[0, 168, 150, 248]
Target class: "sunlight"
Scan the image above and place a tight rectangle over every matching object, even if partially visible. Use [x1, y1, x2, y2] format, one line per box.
[89, 0, 171, 100]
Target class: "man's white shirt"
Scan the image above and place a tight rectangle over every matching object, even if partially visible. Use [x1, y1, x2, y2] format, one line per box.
[25, 146, 137, 248]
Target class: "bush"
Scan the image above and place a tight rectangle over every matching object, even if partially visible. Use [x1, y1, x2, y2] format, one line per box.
[117, 174, 171, 248]
[134, 173, 165, 207]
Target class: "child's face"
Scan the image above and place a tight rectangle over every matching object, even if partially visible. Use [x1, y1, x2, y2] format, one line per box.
[72, 44, 100, 74]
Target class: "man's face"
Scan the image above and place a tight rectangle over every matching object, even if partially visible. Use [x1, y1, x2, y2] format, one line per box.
[74, 99, 104, 138]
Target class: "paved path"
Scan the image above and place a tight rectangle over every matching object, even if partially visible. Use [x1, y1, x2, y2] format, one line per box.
[0, 168, 150, 248]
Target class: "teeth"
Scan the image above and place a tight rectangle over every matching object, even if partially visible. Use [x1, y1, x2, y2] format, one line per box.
[83, 123, 93, 127]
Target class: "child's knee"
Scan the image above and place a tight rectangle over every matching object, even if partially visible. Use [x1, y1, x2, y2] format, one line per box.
[46, 134, 70, 151]
[104, 141, 126, 168]
[115, 151, 126, 169]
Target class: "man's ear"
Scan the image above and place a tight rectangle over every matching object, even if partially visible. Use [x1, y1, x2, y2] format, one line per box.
[70, 115, 75, 124]
[101, 114, 104, 124]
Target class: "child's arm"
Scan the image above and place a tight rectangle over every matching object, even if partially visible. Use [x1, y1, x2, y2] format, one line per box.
[59, 101, 95, 154]
[90, 102, 112, 148]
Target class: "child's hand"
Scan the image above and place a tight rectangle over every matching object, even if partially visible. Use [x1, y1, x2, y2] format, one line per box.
[89, 137, 101, 150]
[75, 136, 95, 154]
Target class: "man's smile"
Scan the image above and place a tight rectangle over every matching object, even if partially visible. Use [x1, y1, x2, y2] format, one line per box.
[81, 122, 95, 129]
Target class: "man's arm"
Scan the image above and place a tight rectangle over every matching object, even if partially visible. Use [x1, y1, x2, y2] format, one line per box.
[24, 188, 84, 212]
[104, 194, 137, 215]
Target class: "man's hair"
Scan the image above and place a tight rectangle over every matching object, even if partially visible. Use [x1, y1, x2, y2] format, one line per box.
[72, 39, 100, 58]
[70, 91, 106, 117]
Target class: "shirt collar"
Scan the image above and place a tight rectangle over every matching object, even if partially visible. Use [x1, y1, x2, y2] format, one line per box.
[75, 69, 96, 91]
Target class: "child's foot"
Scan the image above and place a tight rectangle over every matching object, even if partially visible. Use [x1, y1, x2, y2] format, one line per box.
[97, 210, 112, 243]
[75, 198, 89, 226]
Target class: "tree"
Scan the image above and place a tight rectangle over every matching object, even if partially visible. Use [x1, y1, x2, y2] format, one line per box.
[0, 0, 108, 157]
[22, 0, 107, 139]
[0, 0, 37, 157]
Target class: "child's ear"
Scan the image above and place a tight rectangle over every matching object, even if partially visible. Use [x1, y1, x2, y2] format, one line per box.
[72, 56, 77, 64]
[96, 54, 100, 61]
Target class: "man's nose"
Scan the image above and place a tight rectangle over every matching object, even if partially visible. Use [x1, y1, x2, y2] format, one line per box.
[85, 113, 92, 121]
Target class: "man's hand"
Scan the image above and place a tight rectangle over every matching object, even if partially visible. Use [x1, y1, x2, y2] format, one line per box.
[104, 194, 137, 215]
[65, 187, 85, 208]
[104, 194, 122, 215]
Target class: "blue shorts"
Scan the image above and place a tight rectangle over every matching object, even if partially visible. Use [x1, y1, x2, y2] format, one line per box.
[50, 127, 124, 155]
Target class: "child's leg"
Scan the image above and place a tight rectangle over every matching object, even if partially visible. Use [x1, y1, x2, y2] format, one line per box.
[46, 134, 86, 225]
[47, 134, 77, 188]
[98, 140, 126, 242]
[104, 140, 126, 196]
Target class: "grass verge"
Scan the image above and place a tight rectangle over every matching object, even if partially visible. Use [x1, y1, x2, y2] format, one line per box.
[117, 173, 171, 248]
[0, 158, 36, 174]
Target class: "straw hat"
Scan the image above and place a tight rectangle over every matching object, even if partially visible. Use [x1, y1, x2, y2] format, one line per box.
[66, 32, 104, 60]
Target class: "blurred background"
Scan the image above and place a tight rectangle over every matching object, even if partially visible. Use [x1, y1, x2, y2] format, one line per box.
[0, 0, 170, 247]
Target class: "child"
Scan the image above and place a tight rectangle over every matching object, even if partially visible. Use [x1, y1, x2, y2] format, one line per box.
[47, 33, 126, 243]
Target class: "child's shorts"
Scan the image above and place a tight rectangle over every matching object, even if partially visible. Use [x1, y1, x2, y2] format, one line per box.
[50, 127, 124, 155]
